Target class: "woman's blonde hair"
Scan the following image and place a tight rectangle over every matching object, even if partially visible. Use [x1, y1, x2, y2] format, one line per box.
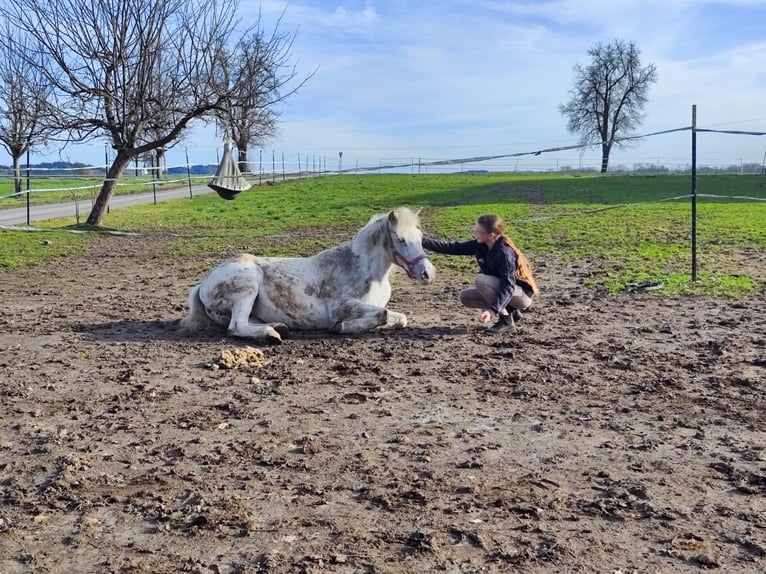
[477, 214, 540, 294]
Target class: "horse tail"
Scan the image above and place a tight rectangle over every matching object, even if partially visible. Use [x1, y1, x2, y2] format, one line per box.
[178, 285, 211, 334]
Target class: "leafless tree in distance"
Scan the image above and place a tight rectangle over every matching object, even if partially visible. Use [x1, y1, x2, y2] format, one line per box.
[1, 0, 293, 225]
[560, 39, 658, 173]
[0, 21, 56, 198]
[218, 7, 316, 174]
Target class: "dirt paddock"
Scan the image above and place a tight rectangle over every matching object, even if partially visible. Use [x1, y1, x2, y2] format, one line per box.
[1, 235, 764, 574]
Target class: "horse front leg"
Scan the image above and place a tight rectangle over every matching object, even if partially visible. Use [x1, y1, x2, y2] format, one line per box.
[330, 302, 407, 334]
[384, 310, 407, 328]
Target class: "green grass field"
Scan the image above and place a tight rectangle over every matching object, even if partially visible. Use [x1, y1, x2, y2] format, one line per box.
[2, 173, 764, 296]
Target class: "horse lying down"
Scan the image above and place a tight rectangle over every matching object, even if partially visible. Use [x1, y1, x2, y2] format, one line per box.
[178, 207, 436, 343]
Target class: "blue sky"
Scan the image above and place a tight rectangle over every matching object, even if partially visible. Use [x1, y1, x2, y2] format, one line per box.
[34, 0, 766, 172]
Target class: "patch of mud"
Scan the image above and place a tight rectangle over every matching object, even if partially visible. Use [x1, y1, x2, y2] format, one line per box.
[0, 234, 764, 573]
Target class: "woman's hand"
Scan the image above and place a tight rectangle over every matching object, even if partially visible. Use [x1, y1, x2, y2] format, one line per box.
[479, 310, 492, 324]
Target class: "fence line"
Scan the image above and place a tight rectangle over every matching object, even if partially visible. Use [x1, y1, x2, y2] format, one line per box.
[2, 109, 764, 288]
[2, 110, 765, 241]
[5, 125, 766, 179]
[1, 194, 685, 235]
[0, 187, 754, 238]
[697, 193, 766, 202]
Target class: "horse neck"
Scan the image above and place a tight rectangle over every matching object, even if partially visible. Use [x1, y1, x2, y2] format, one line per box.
[350, 217, 393, 280]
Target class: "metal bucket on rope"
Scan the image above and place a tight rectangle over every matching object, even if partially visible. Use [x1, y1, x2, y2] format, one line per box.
[208, 139, 252, 200]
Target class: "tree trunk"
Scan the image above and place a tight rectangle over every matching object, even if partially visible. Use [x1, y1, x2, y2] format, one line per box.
[86, 151, 133, 225]
[155, 148, 166, 181]
[237, 145, 249, 175]
[12, 154, 22, 197]
[600, 142, 611, 174]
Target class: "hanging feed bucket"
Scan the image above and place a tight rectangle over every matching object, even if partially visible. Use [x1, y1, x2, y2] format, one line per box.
[208, 140, 252, 200]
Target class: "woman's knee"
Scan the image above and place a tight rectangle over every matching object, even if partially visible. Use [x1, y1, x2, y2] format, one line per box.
[474, 273, 499, 290]
[474, 274, 500, 300]
[459, 288, 486, 309]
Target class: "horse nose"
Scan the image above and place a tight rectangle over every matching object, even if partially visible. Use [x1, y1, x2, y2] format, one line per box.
[417, 259, 435, 284]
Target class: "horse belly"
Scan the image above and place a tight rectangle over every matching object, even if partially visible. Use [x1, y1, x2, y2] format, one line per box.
[253, 294, 330, 329]
[255, 267, 333, 329]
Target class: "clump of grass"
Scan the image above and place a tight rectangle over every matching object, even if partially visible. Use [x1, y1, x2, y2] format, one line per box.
[0, 230, 88, 267]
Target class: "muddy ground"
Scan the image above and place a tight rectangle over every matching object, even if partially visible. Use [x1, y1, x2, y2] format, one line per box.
[0, 234, 764, 574]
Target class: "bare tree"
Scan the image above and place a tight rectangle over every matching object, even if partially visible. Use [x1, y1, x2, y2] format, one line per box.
[219, 9, 316, 174]
[560, 39, 657, 173]
[0, 22, 56, 197]
[1, 0, 251, 225]
[230, 105, 279, 175]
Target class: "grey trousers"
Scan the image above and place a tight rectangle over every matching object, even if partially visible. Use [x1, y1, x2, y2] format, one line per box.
[459, 274, 533, 313]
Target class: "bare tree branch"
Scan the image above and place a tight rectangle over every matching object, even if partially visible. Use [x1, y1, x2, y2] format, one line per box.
[0, 20, 57, 196]
[214, 5, 317, 173]
[1, 0, 252, 224]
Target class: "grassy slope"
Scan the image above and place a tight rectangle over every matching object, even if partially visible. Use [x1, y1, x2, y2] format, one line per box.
[1, 173, 764, 296]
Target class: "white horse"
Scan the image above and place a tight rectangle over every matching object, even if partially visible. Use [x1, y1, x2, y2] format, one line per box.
[179, 207, 436, 343]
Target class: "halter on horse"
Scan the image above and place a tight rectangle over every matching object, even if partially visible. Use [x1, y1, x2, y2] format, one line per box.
[179, 207, 435, 343]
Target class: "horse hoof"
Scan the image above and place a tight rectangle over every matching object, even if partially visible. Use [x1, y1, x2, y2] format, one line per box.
[272, 323, 290, 339]
[265, 333, 283, 345]
[264, 324, 289, 345]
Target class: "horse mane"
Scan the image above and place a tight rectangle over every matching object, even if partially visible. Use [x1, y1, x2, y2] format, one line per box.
[388, 207, 421, 230]
[366, 207, 420, 231]
[351, 207, 420, 254]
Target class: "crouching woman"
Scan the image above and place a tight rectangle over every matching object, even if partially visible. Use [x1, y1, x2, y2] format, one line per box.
[422, 213, 539, 333]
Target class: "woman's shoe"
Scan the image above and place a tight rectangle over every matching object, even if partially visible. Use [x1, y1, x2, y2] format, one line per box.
[488, 313, 515, 333]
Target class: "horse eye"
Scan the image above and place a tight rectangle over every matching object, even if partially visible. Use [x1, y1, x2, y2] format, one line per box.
[399, 237, 407, 244]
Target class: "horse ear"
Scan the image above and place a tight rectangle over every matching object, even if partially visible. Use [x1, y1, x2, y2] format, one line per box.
[414, 207, 422, 216]
[388, 210, 398, 225]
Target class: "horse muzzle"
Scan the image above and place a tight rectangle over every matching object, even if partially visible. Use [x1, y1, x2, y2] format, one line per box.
[412, 257, 436, 285]
[393, 251, 435, 285]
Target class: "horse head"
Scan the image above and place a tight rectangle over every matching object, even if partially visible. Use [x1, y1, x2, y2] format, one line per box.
[387, 208, 435, 285]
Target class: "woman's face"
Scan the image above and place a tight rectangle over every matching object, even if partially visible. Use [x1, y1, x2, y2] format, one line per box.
[473, 224, 495, 245]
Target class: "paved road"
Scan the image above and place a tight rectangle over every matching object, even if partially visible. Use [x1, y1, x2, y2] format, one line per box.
[0, 184, 216, 226]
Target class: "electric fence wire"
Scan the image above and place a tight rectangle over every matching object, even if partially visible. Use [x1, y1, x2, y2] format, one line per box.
[3, 123, 766, 232]
[341, 127, 696, 172]
[2, 186, 763, 237]
[0, 171, 214, 200]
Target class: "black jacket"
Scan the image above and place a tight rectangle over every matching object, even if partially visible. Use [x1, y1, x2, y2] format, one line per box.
[422, 237, 519, 315]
